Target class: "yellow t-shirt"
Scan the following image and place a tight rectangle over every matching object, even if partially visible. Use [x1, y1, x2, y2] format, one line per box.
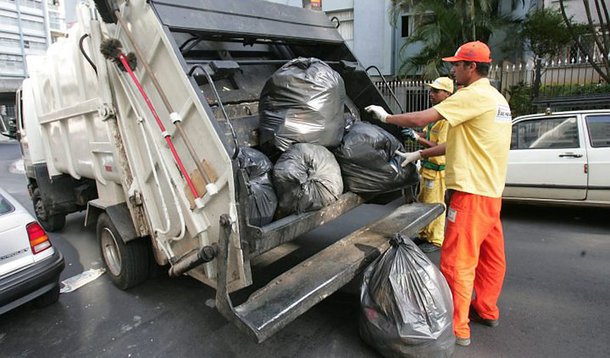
[433, 78, 512, 198]
[421, 120, 448, 180]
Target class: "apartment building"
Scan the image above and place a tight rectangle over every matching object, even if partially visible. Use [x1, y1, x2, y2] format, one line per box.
[0, 0, 67, 117]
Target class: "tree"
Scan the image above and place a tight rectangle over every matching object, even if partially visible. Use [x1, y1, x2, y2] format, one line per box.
[519, 8, 573, 103]
[391, 0, 509, 79]
[558, 0, 610, 83]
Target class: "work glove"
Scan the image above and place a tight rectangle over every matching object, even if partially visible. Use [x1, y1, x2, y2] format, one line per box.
[364, 105, 389, 123]
[395, 149, 421, 167]
[401, 127, 419, 141]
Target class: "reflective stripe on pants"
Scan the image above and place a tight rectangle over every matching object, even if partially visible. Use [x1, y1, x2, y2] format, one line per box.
[440, 191, 506, 338]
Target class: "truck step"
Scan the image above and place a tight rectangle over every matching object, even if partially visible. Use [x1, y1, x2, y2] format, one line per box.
[216, 202, 444, 343]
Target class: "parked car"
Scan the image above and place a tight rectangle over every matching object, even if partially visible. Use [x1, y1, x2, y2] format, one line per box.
[503, 109, 610, 207]
[0, 186, 64, 314]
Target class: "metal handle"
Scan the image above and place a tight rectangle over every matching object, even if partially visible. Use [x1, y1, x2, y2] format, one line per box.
[559, 153, 583, 158]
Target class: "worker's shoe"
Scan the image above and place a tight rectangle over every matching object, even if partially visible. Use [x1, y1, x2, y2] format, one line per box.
[455, 337, 471, 346]
[419, 242, 441, 253]
[470, 306, 499, 327]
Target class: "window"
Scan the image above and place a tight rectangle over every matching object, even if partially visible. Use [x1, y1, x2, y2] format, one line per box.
[326, 10, 353, 42]
[586, 115, 610, 148]
[511, 117, 579, 149]
[0, 194, 15, 216]
[401, 15, 410, 37]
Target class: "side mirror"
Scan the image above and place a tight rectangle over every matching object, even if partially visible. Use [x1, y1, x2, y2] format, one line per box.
[0, 115, 17, 140]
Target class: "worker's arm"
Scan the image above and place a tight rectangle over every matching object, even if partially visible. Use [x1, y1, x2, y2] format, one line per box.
[395, 142, 446, 167]
[417, 135, 437, 148]
[421, 142, 446, 158]
[365, 105, 442, 128]
[402, 128, 436, 148]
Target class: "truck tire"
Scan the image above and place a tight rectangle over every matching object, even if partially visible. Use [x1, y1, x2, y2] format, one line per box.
[94, 0, 118, 24]
[97, 213, 149, 290]
[32, 188, 66, 232]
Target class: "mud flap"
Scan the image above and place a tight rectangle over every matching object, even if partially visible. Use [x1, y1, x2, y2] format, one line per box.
[215, 202, 444, 343]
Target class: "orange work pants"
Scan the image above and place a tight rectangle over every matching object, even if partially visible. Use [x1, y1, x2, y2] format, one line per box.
[440, 191, 506, 339]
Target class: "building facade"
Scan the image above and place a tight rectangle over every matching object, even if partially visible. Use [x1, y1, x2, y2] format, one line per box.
[0, 0, 67, 118]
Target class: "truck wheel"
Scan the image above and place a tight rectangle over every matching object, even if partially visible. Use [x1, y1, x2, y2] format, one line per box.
[33, 284, 60, 308]
[32, 188, 66, 232]
[94, 0, 118, 23]
[97, 213, 149, 290]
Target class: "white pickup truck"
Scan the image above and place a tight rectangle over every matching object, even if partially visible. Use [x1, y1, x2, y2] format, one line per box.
[503, 109, 610, 207]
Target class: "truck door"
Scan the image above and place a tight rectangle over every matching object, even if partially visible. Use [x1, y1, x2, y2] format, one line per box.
[583, 113, 610, 202]
[505, 115, 587, 200]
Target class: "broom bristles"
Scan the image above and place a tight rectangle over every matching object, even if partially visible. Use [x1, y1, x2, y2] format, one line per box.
[100, 38, 123, 60]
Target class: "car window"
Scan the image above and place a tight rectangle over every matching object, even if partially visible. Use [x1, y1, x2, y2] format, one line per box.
[0, 194, 15, 216]
[511, 116, 579, 150]
[585, 114, 610, 148]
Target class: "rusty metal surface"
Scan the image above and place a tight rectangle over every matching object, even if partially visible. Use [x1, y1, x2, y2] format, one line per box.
[218, 202, 444, 343]
[246, 192, 366, 257]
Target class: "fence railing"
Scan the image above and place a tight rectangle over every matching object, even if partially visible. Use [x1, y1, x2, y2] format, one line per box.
[376, 56, 610, 115]
[490, 56, 608, 99]
[375, 79, 433, 114]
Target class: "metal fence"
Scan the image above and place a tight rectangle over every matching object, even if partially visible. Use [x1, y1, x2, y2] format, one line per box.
[492, 57, 607, 94]
[374, 79, 433, 114]
[376, 56, 610, 115]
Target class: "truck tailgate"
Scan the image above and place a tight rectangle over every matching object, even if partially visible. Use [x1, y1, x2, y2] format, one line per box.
[216, 202, 444, 342]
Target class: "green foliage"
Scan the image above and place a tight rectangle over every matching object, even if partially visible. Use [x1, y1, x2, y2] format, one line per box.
[519, 8, 572, 60]
[558, 0, 610, 83]
[507, 82, 532, 117]
[508, 82, 610, 116]
[391, 0, 512, 79]
[539, 82, 610, 97]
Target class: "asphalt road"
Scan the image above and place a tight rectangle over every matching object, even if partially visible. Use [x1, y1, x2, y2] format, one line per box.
[1, 140, 609, 357]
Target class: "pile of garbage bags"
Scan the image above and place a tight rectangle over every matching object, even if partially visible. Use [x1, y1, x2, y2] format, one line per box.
[236, 56, 420, 224]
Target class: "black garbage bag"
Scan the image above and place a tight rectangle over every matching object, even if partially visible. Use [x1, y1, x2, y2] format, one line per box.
[333, 122, 419, 193]
[237, 147, 277, 227]
[360, 234, 456, 358]
[272, 143, 343, 215]
[259, 57, 346, 151]
[344, 97, 360, 131]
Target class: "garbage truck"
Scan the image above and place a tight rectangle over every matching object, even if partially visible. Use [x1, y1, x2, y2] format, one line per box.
[9, 0, 443, 342]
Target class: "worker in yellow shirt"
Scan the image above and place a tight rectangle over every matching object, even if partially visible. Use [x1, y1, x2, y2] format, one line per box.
[365, 41, 511, 347]
[404, 77, 453, 253]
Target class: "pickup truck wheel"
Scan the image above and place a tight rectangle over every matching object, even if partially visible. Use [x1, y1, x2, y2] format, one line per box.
[32, 188, 66, 232]
[33, 283, 60, 308]
[94, 0, 118, 23]
[97, 213, 149, 290]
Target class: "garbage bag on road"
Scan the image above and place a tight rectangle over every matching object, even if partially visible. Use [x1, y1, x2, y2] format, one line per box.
[360, 234, 455, 358]
[259, 57, 346, 151]
[272, 143, 343, 215]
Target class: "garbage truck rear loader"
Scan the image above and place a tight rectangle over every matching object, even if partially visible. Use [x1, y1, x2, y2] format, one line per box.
[15, 0, 443, 342]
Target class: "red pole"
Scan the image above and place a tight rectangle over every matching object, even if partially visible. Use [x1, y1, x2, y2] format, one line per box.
[117, 53, 199, 199]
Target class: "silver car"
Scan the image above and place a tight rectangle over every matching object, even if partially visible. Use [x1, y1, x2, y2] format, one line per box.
[0, 186, 64, 314]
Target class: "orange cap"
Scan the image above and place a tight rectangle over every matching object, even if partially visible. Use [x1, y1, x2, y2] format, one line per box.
[442, 41, 492, 63]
